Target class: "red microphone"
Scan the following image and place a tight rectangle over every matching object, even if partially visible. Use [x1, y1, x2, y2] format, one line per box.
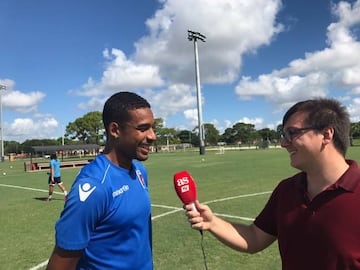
[174, 170, 198, 212]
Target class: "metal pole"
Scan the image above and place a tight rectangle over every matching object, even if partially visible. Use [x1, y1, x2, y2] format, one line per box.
[0, 84, 6, 162]
[193, 40, 205, 155]
[188, 30, 206, 155]
[62, 124, 65, 145]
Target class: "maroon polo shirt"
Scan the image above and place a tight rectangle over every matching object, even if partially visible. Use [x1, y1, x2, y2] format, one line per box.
[254, 160, 360, 270]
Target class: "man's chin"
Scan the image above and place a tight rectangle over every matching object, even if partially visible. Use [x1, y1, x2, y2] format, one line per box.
[136, 151, 149, 161]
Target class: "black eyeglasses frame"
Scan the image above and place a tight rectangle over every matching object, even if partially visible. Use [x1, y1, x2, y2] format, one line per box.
[281, 126, 319, 142]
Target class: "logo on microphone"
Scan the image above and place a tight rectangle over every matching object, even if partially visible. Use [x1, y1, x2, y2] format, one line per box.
[176, 176, 190, 193]
[181, 184, 190, 193]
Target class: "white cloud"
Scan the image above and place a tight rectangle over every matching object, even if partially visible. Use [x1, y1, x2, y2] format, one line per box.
[76, 0, 284, 120]
[183, 108, 199, 128]
[101, 49, 164, 90]
[235, 0, 360, 109]
[135, 0, 283, 84]
[0, 80, 57, 142]
[3, 90, 45, 113]
[73, 48, 164, 98]
[347, 97, 360, 122]
[5, 117, 58, 142]
[236, 72, 329, 106]
[237, 117, 264, 129]
[78, 96, 107, 111]
[150, 84, 197, 118]
[0, 80, 46, 112]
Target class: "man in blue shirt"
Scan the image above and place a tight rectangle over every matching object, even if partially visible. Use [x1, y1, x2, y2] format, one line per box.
[47, 92, 157, 269]
[47, 153, 68, 201]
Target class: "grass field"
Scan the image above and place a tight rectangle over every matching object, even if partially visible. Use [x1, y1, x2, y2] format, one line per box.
[1, 147, 360, 270]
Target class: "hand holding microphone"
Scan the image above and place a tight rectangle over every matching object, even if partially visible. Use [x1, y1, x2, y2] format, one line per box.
[173, 171, 214, 231]
[173, 171, 210, 269]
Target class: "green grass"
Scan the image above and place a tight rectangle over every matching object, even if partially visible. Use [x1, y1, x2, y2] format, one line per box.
[1, 147, 360, 269]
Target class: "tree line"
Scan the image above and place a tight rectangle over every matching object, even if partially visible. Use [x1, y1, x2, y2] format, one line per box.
[5, 111, 360, 155]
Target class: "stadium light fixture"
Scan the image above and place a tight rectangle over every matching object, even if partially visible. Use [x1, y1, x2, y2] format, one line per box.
[0, 84, 6, 161]
[188, 30, 206, 155]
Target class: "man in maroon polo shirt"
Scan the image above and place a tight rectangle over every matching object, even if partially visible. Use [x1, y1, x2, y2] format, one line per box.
[185, 98, 360, 269]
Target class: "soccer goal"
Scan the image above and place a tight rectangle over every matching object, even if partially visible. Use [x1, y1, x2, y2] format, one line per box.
[216, 146, 225, 154]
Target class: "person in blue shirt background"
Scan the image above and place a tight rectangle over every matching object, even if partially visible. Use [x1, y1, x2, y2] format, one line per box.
[47, 153, 68, 201]
[46, 91, 157, 270]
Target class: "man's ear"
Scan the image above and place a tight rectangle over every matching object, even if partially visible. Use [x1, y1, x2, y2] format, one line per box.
[322, 127, 334, 145]
[108, 122, 120, 138]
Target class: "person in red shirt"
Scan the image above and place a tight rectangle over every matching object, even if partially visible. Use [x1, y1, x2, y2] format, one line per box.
[185, 98, 360, 269]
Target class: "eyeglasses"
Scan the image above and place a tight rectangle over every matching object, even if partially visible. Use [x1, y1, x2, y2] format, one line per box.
[281, 127, 317, 142]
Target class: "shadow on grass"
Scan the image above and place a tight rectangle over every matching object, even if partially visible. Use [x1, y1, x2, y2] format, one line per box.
[34, 197, 63, 202]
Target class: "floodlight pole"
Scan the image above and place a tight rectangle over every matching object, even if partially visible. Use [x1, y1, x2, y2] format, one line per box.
[0, 84, 6, 162]
[62, 124, 65, 146]
[188, 30, 206, 155]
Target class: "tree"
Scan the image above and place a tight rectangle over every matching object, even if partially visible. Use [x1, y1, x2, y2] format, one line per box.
[257, 128, 277, 141]
[351, 122, 360, 138]
[221, 122, 257, 145]
[157, 127, 178, 145]
[152, 118, 179, 145]
[5, 140, 21, 154]
[350, 122, 360, 146]
[177, 130, 194, 144]
[154, 118, 165, 131]
[65, 111, 103, 144]
[203, 123, 220, 145]
[276, 124, 283, 138]
[220, 127, 236, 144]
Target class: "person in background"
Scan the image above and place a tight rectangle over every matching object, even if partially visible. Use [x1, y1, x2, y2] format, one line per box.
[185, 98, 360, 270]
[47, 153, 68, 201]
[46, 91, 157, 270]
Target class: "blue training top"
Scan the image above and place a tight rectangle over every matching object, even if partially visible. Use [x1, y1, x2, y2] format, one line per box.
[50, 159, 61, 177]
[55, 154, 153, 269]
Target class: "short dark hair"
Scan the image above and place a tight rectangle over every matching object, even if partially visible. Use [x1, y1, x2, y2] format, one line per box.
[282, 98, 350, 156]
[102, 91, 151, 134]
[50, 153, 57, 160]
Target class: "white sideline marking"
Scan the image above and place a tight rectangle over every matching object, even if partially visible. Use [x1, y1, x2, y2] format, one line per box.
[0, 183, 63, 195]
[215, 213, 255, 221]
[150, 191, 272, 221]
[28, 260, 48, 270]
[0, 183, 271, 269]
[153, 208, 182, 220]
[205, 191, 272, 204]
[152, 204, 182, 220]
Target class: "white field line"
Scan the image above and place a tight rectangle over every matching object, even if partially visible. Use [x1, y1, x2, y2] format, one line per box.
[28, 260, 49, 270]
[151, 191, 272, 221]
[214, 213, 255, 221]
[0, 183, 63, 195]
[204, 191, 272, 204]
[0, 183, 271, 270]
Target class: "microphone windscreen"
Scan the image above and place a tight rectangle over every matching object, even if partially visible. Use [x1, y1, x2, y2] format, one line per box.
[173, 170, 197, 204]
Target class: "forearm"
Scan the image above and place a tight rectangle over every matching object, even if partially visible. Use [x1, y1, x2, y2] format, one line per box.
[208, 216, 253, 253]
[208, 216, 276, 254]
[46, 246, 82, 270]
[187, 201, 276, 253]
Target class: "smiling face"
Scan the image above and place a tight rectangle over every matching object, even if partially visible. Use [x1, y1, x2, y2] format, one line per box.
[107, 107, 157, 168]
[280, 111, 324, 171]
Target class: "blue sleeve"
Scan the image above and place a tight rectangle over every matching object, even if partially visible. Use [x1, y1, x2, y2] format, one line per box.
[55, 177, 109, 250]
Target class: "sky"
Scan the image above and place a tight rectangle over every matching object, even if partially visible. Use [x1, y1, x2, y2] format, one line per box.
[1, 0, 360, 143]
